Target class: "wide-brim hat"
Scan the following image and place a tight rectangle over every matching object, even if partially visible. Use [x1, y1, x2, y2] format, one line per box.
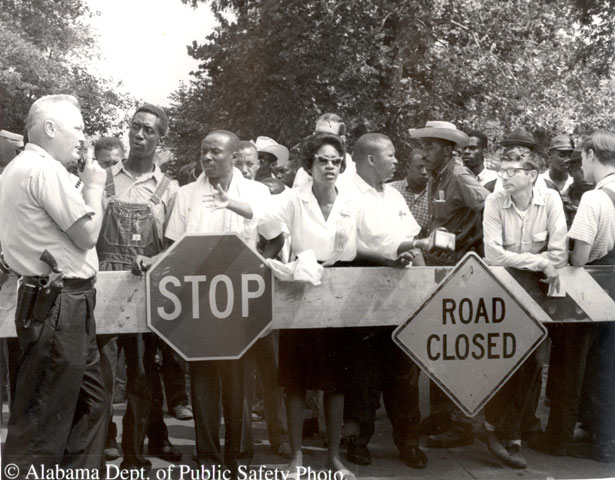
[254, 136, 289, 167]
[549, 134, 575, 151]
[409, 121, 469, 147]
[501, 127, 538, 149]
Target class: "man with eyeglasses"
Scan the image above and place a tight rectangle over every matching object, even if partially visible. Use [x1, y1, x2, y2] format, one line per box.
[481, 147, 567, 469]
[408, 121, 489, 448]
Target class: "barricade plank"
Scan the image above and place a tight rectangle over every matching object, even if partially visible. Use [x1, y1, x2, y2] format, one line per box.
[0, 265, 614, 338]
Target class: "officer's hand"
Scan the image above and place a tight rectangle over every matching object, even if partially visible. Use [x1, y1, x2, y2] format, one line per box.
[79, 147, 106, 188]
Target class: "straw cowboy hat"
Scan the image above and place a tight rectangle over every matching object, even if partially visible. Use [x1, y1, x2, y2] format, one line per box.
[409, 121, 469, 147]
[254, 136, 289, 167]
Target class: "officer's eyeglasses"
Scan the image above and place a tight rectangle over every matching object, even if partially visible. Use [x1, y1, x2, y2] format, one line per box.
[497, 168, 533, 178]
[314, 155, 343, 167]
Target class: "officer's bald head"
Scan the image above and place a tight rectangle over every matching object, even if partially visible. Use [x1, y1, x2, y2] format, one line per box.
[26, 95, 81, 138]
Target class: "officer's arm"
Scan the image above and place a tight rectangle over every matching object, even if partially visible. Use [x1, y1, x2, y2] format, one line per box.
[65, 156, 106, 250]
[570, 239, 591, 267]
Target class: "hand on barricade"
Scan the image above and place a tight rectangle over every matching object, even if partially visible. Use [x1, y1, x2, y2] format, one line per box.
[541, 262, 561, 294]
[132, 255, 155, 276]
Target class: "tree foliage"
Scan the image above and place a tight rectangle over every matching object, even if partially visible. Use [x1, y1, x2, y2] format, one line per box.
[0, 0, 135, 136]
[168, 0, 615, 164]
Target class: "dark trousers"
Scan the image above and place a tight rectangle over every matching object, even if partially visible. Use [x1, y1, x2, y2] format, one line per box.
[3, 282, 107, 473]
[344, 327, 421, 451]
[98, 334, 188, 447]
[190, 359, 253, 471]
[119, 333, 170, 464]
[546, 322, 615, 449]
[545, 323, 598, 448]
[245, 333, 287, 448]
[484, 346, 544, 440]
[428, 382, 474, 433]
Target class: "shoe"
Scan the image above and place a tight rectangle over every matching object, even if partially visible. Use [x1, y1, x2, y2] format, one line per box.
[505, 444, 528, 469]
[399, 446, 427, 469]
[172, 404, 193, 420]
[479, 428, 511, 465]
[567, 442, 615, 463]
[426, 429, 474, 448]
[104, 439, 121, 461]
[272, 441, 291, 458]
[527, 433, 567, 456]
[346, 435, 371, 466]
[148, 438, 182, 462]
[419, 415, 447, 436]
[120, 458, 152, 474]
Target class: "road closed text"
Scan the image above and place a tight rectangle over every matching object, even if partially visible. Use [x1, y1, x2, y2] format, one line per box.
[426, 297, 517, 360]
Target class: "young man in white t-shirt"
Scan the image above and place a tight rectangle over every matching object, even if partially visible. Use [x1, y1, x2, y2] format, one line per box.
[530, 131, 615, 463]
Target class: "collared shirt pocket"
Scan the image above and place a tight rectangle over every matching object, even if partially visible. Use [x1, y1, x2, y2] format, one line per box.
[531, 230, 549, 252]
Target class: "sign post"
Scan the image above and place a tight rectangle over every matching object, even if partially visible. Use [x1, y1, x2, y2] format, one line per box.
[146, 233, 273, 361]
[393, 252, 547, 417]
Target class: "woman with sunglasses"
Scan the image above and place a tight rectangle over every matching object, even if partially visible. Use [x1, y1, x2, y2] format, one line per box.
[206, 131, 395, 479]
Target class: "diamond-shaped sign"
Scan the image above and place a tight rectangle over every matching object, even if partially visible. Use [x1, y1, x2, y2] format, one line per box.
[393, 252, 547, 417]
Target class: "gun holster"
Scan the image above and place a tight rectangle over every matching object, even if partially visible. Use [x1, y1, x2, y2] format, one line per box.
[32, 283, 62, 322]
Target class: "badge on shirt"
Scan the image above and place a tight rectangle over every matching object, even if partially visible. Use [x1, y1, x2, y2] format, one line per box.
[132, 233, 141, 242]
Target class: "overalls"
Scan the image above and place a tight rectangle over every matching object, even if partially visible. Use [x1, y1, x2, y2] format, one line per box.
[96, 169, 175, 467]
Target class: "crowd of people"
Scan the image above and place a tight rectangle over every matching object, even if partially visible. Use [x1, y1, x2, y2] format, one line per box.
[0, 94, 614, 479]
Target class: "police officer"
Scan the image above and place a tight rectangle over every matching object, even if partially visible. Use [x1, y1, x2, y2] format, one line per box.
[0, 94, 107, 472]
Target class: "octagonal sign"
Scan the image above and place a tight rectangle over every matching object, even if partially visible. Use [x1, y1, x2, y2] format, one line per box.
[393, 252, 547, 417]
[146, 233, 273, 361]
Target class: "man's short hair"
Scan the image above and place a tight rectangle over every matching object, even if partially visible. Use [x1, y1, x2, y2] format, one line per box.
[315, 113, 346, 136]
[94, 136, 124, 157]
[466, 130, 488, 149]
[581, 131, 615, 166]
[239, 140, 257, 153]
[133, 103, 168, 137]
[353, 133, 391, 163]
[301, 132, 346, 174]
[26, 94, 80, 133]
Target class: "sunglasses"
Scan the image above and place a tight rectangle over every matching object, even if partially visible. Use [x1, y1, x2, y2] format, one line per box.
[314, 155, 343, 167]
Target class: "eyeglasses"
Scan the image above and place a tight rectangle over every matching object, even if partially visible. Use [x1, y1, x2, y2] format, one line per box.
[497, 168, 533, 178]
[314, 155, 343, 167]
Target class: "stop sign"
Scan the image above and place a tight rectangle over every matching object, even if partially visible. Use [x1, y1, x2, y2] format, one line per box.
[146, 233, 273, 361]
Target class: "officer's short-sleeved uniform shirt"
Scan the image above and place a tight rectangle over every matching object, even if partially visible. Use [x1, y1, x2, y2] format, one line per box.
[0, 143, 98, 278]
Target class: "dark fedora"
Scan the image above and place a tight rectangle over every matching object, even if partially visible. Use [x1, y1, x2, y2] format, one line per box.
[500, 127, 538, 149]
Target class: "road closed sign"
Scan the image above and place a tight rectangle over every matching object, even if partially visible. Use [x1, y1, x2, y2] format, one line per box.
[393, 252, 547, 417]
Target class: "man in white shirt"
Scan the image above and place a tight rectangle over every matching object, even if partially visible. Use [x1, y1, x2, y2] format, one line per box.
[533, 131, 615, 463]
[343, 133, 427, 469]
[165, 130, 283, 478]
